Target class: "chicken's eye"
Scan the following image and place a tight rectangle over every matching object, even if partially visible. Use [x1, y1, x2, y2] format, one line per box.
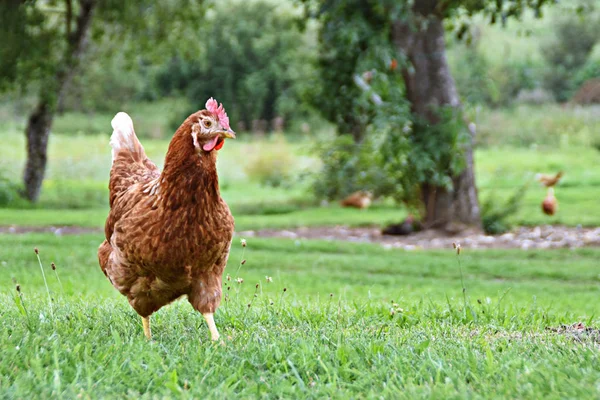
[203, 120, 213, 129]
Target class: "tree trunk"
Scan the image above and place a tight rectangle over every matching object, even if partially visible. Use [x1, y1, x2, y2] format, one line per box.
[392, 12, 481, 232]
[22, 0, 96, 201]
[23, 103, 53, 202]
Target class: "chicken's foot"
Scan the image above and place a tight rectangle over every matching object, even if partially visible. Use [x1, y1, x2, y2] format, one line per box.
[142, 316, 152, 340]
[203, 313, 220, 341]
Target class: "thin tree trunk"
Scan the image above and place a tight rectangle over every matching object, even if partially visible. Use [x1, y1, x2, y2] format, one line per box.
[23, 0, 95, 201]
[392, 10, 481, 232]
[23, 103, 53, 202]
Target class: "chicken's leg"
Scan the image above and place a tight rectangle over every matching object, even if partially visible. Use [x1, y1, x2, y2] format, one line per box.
[203, 313, 220, 341]
[142, 316, 152, 340]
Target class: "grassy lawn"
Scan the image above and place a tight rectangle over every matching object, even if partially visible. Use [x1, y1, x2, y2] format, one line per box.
[1, 233, 599, 398]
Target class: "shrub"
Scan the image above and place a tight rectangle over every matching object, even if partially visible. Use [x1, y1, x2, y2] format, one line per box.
[541, 12, 600, 101]
[311, 134, 393, 201]
[481, 183, 529, 235]
[0, 170, 21, 206]
[245, 134, 297, 187]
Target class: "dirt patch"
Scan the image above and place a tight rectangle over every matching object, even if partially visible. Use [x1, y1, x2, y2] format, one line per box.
[238, 225, 600, 250]
[0, 225, 102, 235]
[547, 323, 600, 344]
[2, 224, 600, 250]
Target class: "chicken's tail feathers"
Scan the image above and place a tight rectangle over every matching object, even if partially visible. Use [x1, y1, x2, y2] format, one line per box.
[110, 112, 145, 162]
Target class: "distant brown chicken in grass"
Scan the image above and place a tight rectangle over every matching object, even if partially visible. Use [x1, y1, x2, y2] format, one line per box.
[536, 171, 563, 187]
[340, 191, 373, 209]
[98, 98, 236, 341]
[536, 171, 562, 216]
[542, 187, 558, 216]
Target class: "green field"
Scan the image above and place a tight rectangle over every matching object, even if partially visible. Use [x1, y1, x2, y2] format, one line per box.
[1, 234, 599, 398]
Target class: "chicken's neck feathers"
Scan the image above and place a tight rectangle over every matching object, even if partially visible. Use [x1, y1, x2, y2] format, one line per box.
[157, 128, 222, 209]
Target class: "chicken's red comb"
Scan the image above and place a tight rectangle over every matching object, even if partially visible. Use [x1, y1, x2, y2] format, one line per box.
[205, 97, 230, 130]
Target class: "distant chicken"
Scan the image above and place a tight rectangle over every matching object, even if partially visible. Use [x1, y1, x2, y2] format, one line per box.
[381, 215, 422, 236]
[340, 191, 373, 209]
[542, 187, 558, 216]
[536, 171, 563, 187]
[98, 98, 236, 341]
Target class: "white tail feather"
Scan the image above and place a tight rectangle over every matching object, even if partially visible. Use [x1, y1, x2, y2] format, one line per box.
[110, 112, 141, 162]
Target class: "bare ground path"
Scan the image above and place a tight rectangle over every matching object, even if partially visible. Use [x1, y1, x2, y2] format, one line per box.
[238, 225, 600, 250]
[2, 224, 599, 250]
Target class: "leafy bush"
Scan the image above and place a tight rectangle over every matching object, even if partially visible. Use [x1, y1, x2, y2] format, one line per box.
[450, 40, 540, 107]
[245, 134, 297, 187]
[489, 60, 541, 106]
[541, 12, 600, 101]
[0, 170, 21, 206]
[313, 105, 471, 211]
[312, 134, 393, 201]
[155, 1, 317, 132]
[481, 183, 529, 234]
[452, 44, 497, 106]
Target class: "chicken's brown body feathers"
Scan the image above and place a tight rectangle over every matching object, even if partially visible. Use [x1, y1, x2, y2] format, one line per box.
[99, 113, 234, 319]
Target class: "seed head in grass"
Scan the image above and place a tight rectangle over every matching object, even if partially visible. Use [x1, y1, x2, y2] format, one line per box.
[34, 247, 39, 255]
[240, 239, 247, 247]
[453, 242, 461, 255]
[241, 259, 247, 265]
[16, 283, 21, 293]
[236, 277, 244, 284]
[265, 276, 273, 283]
[51, 262, 56, 270]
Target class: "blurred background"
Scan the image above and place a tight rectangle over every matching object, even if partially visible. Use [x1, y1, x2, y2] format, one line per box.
[0, 0, 599, 235]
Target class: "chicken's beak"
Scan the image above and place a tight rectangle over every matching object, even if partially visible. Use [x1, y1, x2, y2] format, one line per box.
[220, 128, 236, 139]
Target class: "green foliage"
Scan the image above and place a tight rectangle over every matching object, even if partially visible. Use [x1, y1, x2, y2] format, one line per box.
[0, 0, 208, 105]
[306, 0, 406, 139]
[481, 183, 529, 234]
[452, 43, 497, 106]
[245, 135, 298, 187]
[154, 1, 316, 131]
[571, 58, 600, 94]
[311, 135, 392, 200]
[0, 170, 21, 207]
[541, 12, 600, 101]
[313, 105, 471, 208]
[397, 108, 470, 189]
[61, 50, 147, 113]
[449, 36, 541, 107]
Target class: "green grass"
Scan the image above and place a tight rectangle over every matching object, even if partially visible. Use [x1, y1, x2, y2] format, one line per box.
[1, 234, 599, 398]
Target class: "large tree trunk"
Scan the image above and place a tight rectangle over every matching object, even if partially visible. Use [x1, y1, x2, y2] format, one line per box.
[22, 0, 95, 201]
[392, 10, 481, 232]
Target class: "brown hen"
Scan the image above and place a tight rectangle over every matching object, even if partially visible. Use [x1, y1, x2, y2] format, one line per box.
[98, 98, 236, 341]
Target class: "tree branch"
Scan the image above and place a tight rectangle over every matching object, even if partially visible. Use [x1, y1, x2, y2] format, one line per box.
[65, 0, 72, 40]
[54, 0, 95, 107]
